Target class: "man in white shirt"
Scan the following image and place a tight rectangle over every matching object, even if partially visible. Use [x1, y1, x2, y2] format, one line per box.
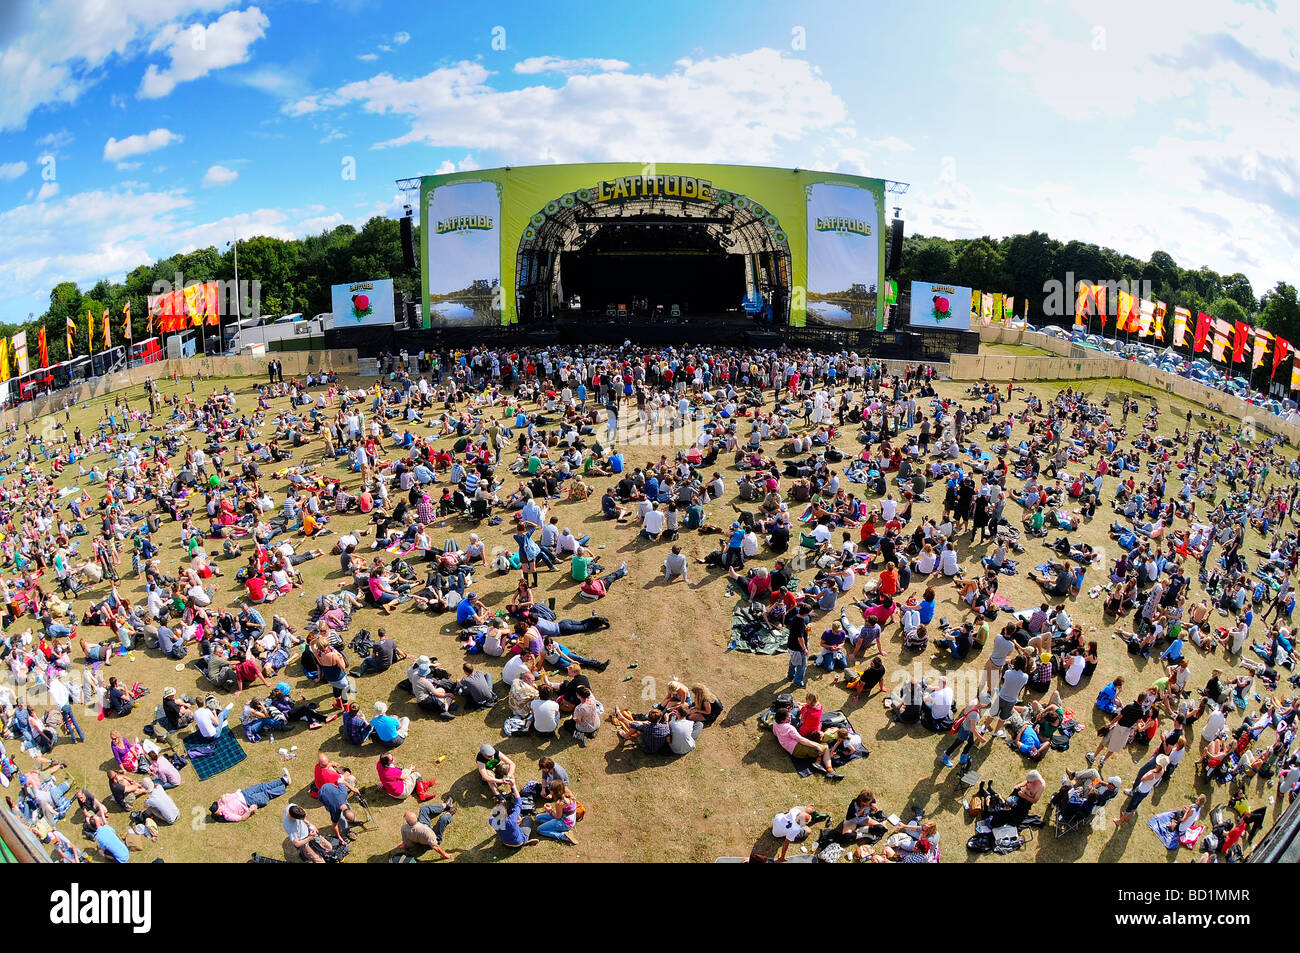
[925, 678, 955, 727]
[194, 698, 234, 739]
[771, 805, 814, 860]
[530, 687, 560, 735]
[641, 504, 665, 540]
[1201, 704, 1227, 743]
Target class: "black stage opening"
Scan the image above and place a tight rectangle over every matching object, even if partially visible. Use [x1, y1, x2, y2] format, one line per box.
[516, 193, 790, 325]
[559, 218, 745, 317]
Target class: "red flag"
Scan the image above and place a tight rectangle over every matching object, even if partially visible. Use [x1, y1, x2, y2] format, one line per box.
[1274, 337, 1291, 378]
[38, 326, 47, 367]
[1232, 322, 1249, 363]
[1193, 311, 1212, 352]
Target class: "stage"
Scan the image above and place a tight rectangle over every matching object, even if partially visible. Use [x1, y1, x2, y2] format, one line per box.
[328, 311, 978, 361]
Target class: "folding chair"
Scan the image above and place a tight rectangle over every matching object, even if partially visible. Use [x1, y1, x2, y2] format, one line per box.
[1051, 801, 1098, 838]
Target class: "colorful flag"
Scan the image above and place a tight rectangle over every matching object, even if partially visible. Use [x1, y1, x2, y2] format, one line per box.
[0, 338, 8, 381]
[1003, 295, 1014, 327]
[102, 308, 110, 350]
[12, 331, 27, 376]
[1093, 285, 1108, 329]
[971, 291, 981, 321]
[38, 326, 48, 368]
[1211, 318, 1231, 363]
[87, 309, 94, 352]
[1292, 359, 1300, 393]
[1074, 283, 1090, 327]
[1153, 301, 1167, 342]
[1252, 328, 1272, 369]
[1232, 321, 1250, 363]
[122, 301, 133, 340]
[1173, 306, 1190, 347]
[1138, 299, 1155, 337]
[66, 315, 76, 356]
[1274, 337, 1291, 378]
[1193, 311, 1212, 352]
[1116, 290, 1132, 333]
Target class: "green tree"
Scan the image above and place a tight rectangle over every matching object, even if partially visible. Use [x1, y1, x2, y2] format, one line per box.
[1222, 273, 1256, 315]
[1207, 296, 1248, 326]
[1260, 282, 1300, 343]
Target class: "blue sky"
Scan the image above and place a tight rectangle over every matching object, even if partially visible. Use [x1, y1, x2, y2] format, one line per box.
[1, 0, 1297, 319]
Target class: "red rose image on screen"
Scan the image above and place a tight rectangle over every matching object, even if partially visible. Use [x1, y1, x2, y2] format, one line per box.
[351, 293, 373, 321]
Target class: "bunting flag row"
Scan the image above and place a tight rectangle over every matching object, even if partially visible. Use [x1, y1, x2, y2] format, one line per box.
[1071, 281, 1295, 385]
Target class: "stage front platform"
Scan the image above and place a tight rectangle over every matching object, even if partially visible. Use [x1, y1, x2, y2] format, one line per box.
[327, 317, 978, 362]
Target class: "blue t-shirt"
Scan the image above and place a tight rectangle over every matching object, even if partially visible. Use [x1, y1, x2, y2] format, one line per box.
[918, 599, 936, 624]
[609, 453, 624, 473]
[318, 781, 349, 821]
[371, 714, 401, 743]
[496, 800, 529, 847]
[1018, 726, 1041, 754]
[95, 826, 129, 863]
[456, 598, 479, 624]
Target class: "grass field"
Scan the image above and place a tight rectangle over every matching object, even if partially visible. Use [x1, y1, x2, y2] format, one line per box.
[979, 343, 1056, 357]
[20, 369, 1289, 864]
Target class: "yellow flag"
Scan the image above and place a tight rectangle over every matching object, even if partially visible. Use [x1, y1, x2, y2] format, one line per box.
[87, 309, 94, 352]
[103, 308, 110, 349]
[0, 338, 9, 382]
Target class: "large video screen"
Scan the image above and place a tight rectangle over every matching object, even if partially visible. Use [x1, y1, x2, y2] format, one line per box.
[805, 182, 881, 328]
[908, 280, 973, 330]
[331, 278, 395, 327]
[425, 179, 501, 327]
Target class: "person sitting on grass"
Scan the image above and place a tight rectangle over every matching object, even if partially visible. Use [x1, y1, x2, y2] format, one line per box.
[611, 706, 672, 754]
[770, 708, 845, 780]
[400, 798, 457, 860]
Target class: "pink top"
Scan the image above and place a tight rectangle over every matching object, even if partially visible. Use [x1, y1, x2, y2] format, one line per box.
[376, 760, 406, 797]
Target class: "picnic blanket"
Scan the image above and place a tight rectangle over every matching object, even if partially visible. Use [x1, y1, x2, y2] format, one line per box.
[729, 603, 787, 655]
[183, 726, 247, 781]
[1147, 812, 1203, 850]
[790, 711, 868, 777]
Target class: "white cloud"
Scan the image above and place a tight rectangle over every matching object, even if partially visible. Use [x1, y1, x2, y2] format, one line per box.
[357, 53, 378, 62]
[0, 183, 330, 312]
[513, 56, 630, 76]
[103, 127, 183, 161]
[299, 212, 344, 232]
[37, 182, 60, 200]
[0, 0, 236, 131]
[202, 164, 239, 187]
[330, 50, 855, 166]
[139, 6, 269, 99]
[34, 129, 73, 150]
[988, 1, 1300, 292]
[433, 153, 480, 175]
[0, 161, 27, 181]
[392, 31, 409, 46]
[115, 161, 143, 171]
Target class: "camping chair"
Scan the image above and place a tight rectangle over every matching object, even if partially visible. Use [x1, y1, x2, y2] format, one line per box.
[469, 497, 490, 521]
[1051, 800, 1099, 838]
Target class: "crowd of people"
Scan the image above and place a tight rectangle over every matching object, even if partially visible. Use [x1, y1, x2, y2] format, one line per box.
[1, 340, 1296, 864]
